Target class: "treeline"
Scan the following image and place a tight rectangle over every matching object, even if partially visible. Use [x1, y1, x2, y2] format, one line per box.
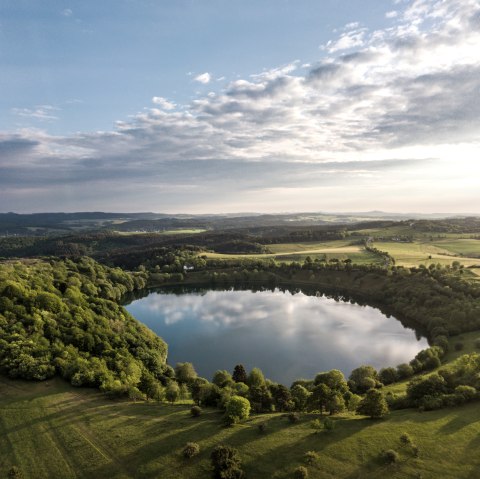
[0, 258, 170, 397]
[169, 362, 388, 420]
[411, 217, 480, 233]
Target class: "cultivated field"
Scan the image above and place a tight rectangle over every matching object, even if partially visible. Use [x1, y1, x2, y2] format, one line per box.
[374, 241, 480, 268]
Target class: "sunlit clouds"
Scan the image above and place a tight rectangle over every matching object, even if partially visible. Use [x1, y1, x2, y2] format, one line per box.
[1, 0, 479, 213]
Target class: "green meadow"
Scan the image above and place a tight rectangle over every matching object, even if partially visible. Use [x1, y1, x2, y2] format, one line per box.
[2, 366, 480, 479]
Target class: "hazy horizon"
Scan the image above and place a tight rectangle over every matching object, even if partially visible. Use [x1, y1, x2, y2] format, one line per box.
[1, 0, 479, 213]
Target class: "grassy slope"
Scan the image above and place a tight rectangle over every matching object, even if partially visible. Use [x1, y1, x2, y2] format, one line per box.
[202, 236, 480, 269]
[203, 240, 382, 265]
[2, 367, 480, 479]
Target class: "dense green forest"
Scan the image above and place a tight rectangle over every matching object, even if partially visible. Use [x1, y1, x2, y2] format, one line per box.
[0, 258, 169, 398]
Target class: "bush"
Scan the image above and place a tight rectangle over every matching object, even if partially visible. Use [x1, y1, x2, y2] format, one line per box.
[224, 396, 251, 425]
[191, 405, 202, 417]
[323, 417, 335, 431]
[419, 394, 444, 411]
[400, 432, 412, 445]
[288, 412, 300, 423]
[8, 467, 23, 478]
[304, 451, 319, 464]
[383, 449, 399, 464]
[293, 466, 309, 478]
[454, 385, 477, 402]
[310, 418, 322, 430]
[211, 445, 244, 479]
[454, 342, 464, 351]
[183, 442, 200, 459]
[257, 423, 267, 433]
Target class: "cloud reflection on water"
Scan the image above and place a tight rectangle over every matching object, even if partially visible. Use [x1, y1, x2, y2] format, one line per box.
[126, 289, 428, 384]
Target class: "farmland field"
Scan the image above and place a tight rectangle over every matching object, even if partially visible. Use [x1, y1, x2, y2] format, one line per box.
[373, 241, 480, 268]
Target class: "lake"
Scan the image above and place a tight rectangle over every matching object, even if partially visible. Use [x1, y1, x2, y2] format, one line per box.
[125, 287, 428, 384]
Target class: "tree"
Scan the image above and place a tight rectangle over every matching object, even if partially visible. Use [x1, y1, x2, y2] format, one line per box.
[225, 396, 251, 424]
[314, 369, 348, 394]
[248, 384, 273, 412]
[247, 367, 266, 387]
[357, 389, 388, 419]
[348, 366, 380, 394]
[269, 383, 294, 412]
[232, 364, 248, 384]
[308, 383, 331, 414]
[291, 384, 310, 411]
[396, 363, 414, 380]
[406, 373, 447, 403]
[211, 445, 244, 479]
[213, 370, 234, 388]
[166, 382, 180, 403]
[379, 367, 398, 385]
[325, 392, 345, 415]
[175, 362, 197, 384]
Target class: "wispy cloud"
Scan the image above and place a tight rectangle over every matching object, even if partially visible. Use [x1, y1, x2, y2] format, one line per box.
[11, 105, 60, 121]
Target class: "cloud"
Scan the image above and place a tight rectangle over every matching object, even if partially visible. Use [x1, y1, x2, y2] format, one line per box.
[194, 72, 211, 84]
[152, 96, 176, 110]
[325, 28, 367, 52]
[61, 9, 73, 17]
[11, 105, 60, 121]
[2, 0, 480, 213]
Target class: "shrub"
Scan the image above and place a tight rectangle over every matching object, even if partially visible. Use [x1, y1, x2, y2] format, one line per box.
[454, 385, 477, 402]
[211, 445, 244, 479]
[191, 405, 202, 417]
[224, 396, 251, 425]
[8, 467, 23, 478]
[304, 451, 319, 464]
[311, 418, 322, 430]
[183, 442, 200, 459]
[293, 466, 309, 479]
[400, 432, 412, 445]
[323, 417, 335, 431]
[383, 449, 399, 464]
[257, 423, 267, 433]
[454, 342, 464, 351]
[288, 412, 300, 423]
[419, 394, 444, 411]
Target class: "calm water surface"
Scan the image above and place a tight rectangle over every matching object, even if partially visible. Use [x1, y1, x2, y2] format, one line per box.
[125, 288, 428, 384]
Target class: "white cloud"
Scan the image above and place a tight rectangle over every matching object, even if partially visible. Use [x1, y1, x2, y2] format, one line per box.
[61, 9, 73, 17]
[386, 10, 398, 19]
[325, 28, 367, 52]
[152, 96, 176, 110]
[194, 72, 211, 84]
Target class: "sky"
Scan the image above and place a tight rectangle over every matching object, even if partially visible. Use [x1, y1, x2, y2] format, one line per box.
[1, 0, 479, 214]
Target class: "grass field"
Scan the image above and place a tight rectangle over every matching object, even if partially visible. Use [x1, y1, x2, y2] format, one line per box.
[431, 239, 480, 258]
[2, 359, 480, 479]
[373, 241, 480, 268]
[204, 240, 383, 264]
